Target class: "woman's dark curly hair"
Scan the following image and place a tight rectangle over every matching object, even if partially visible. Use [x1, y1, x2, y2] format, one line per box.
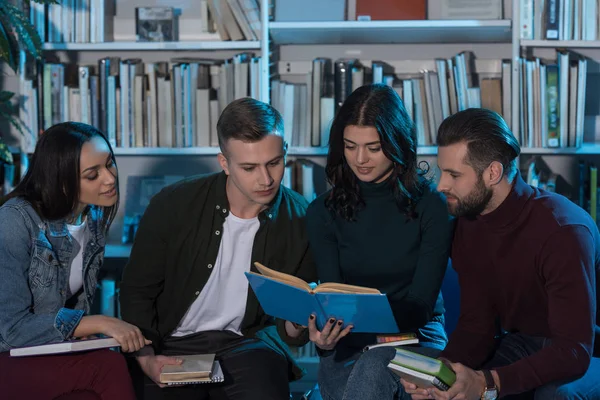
[325, 83, 428, 221]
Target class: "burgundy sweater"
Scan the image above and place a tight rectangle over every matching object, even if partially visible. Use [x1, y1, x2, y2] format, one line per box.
[441, 174, 600, 396]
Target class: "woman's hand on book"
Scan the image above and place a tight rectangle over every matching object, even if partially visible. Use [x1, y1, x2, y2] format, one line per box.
[75, 315, 151, 352]
[100, 317, 152, 352]
[308, 314, 353, 350]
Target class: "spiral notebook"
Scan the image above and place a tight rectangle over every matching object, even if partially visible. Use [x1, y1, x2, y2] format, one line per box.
[160, 354, 225, 385]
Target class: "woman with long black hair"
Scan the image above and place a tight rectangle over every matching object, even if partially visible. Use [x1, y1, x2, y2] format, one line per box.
[306, 84, 454, 400]
[0, 122, 150, 400]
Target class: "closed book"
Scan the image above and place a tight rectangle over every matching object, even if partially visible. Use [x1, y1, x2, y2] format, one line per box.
[387, 348, 456, 391]
[364, 333, 419, 350]
[245, 262, 399, 333]
[160, 354, 225, 385]
[10, 337, 120, 357]
[355, 0, 425, 20]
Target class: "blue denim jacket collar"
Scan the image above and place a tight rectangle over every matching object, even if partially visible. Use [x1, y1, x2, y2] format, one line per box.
[0, 198, 106, 352]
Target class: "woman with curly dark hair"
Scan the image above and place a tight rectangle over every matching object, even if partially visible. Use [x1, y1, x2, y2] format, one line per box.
[306, 84, 454, 400]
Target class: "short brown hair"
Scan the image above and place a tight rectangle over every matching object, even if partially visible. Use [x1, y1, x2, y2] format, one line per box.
[437, 108, 520, 176]
[217, 98, 284, 152]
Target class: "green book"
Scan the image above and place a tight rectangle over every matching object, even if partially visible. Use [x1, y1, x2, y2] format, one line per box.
[387, 348, 456, 391]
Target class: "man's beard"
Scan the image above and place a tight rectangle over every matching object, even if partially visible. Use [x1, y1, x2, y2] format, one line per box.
[446, 177, 493, 218]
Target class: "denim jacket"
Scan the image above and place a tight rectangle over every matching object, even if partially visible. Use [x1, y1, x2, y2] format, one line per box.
[0, 197, 106, 352]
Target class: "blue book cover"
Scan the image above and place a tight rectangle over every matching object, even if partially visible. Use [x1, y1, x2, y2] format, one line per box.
[245, 268, 399, 333]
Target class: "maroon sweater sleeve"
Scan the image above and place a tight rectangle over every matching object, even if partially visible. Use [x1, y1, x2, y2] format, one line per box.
[496, 225, 596, 396]
[440, 236, 498, 367]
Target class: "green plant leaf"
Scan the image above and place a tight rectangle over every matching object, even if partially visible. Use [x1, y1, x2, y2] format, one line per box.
[0, 90, 15, 103]
[0, 140, 14, 165]
[0, 2, 42, 62]
[0, 9, 25, 73]
[0, 104, 24, 137]
[0, 17, 16, 71]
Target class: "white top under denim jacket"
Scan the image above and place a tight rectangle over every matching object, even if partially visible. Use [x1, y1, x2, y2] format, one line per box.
[0, 197, 106, 352]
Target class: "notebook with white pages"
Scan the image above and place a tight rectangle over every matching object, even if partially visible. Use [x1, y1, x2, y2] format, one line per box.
[10, 337, 120, 357]
[159, 354, 225, 385]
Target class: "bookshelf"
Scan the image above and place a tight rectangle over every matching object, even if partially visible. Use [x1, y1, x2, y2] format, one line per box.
[269, 20, 512, 44]
[112, 146, 330, 156]
[42, 41, 262, 51]
[521, 40, 600, 49]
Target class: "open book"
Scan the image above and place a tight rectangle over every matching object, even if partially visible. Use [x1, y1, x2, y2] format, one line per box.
[160, 354, 225, 385]
[387, 348, 456, 391]
[245, 262, 399, 333]
[10, 337, 120, 357]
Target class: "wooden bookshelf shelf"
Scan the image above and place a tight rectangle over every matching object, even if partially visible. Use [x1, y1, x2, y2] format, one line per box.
[113, 147, 220, 156]
[269, 20, 512, 45]
[42, 41, 261, 51]
[112, 147, 331, 156]
[521, 40, 600, 48]
[111, 146, 449, 156]
[520, 144, 600, 155]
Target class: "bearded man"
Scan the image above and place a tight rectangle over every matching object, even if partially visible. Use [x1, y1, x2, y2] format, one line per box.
[403, 108, 600, 400]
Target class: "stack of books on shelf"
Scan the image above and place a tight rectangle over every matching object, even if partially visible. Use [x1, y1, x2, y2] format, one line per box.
[520, 0, 598, 41]
[284, 159, 318, 203]
[28, 0, 114, 43]
[273, 53, 511, 149]
[517, 51, 588, 149]
[20, 54, 263, 152]
[28, 0, 262, 43]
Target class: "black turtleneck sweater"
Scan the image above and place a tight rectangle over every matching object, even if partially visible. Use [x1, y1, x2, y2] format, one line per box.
[441, 173, 600, 396]
[306, 178, 454, 333]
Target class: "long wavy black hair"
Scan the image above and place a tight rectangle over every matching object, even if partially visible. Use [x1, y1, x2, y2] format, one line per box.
[3, 122, 119, 233]
[325, 83, 427, 221]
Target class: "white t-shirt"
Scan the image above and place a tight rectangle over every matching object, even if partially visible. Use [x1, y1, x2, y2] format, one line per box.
[66, 219, 88, 296]
[172, 212, 260, 336]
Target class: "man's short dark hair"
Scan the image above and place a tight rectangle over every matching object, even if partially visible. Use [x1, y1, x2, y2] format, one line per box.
[217, 98, 284, 152]
[437, 108, 521, 176]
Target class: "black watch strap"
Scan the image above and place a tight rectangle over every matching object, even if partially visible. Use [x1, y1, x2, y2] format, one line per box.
[482, 369, 496, 390]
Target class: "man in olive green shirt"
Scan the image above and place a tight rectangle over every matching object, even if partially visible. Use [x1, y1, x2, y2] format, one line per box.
[120, 98, 317, 400]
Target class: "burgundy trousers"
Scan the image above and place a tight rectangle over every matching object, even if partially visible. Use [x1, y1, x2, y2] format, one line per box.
[0, 349, 136, 400]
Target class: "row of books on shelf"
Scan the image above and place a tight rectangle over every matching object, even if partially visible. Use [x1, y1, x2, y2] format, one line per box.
[28, 0, 113, 44]
[28, 0, 261, 43]
[273, 53, 511, 148]
[526, 158, 600, 224]
[277, 0, 508, 22]
[518, 51, 588, 150]
[19, 53, 263, 152]
[520, 0, 598, 41]
[16, 51, 593, 153]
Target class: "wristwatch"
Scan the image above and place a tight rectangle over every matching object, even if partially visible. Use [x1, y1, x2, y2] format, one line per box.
[480, 370, 499, 400]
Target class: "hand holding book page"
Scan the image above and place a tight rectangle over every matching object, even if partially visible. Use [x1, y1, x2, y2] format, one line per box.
[245, 262, 399, 333]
